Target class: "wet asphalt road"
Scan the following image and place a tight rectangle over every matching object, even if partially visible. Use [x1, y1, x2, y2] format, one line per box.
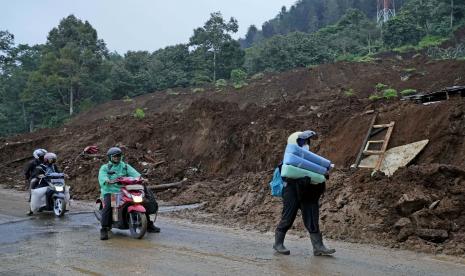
[1, 188, 465, 276]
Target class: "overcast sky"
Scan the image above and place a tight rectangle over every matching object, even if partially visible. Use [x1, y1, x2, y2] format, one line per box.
[1, 0, 296, 53]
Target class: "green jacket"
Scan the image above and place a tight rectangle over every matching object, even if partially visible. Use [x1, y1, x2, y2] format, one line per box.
[98, 161, 141, 197]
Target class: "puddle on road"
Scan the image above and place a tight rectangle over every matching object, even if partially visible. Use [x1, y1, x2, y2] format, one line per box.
[0, 213, 97, 245]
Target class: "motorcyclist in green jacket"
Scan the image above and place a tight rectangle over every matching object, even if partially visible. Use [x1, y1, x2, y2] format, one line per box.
[99, 147, 160, 240]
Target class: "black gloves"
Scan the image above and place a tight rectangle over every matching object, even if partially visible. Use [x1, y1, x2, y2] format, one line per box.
[324, 173, 330, 180]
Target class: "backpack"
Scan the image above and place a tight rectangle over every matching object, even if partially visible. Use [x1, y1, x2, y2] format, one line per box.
[269, 163, 284, 197]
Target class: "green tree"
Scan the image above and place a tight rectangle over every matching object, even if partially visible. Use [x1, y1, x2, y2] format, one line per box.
[242, 25, 259, 48]
[0, 33, 44, 135]
[0, 31, 14, 71]
[382, 12, 423, 48]
[150, 44, 191, 90]
[216, 40, 245, 80]
[189, 12, 240, 82]
[38, 14, 109, 116]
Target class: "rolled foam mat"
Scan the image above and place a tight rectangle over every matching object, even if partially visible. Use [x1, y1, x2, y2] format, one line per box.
[285, 144, 332, 168]
[283, 153, 328, 175]
[280, 164, 326, 184]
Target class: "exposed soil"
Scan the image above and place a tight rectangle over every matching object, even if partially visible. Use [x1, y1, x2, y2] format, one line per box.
[1, 55, 464, 255]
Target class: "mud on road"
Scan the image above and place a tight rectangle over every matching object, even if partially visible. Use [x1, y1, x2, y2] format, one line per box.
[1, 188, 465, 276]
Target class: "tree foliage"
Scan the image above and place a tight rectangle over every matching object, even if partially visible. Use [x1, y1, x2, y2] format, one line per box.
[240, 0, 382, 48]
[189, 12, 240, 82]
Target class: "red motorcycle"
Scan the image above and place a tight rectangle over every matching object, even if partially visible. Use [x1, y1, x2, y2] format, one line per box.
[94, 177, 148, 239]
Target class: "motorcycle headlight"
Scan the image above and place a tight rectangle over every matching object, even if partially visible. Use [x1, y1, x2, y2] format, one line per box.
[55, 186, 64, 192]
[133, 195, 143, 203]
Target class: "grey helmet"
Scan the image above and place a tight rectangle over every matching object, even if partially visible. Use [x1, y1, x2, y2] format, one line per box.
[44, 152, 57, 163]
[107, 147, 122, 160]
[33, 149, 47, 160]
[298, 130, 317, 140]
[296, 130, 317, 147]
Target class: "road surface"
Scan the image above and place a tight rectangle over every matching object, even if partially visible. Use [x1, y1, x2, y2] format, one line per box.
[0, 188, 464, 276]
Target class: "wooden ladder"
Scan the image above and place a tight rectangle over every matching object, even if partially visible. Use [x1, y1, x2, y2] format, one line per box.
[354, 113, 395, 171]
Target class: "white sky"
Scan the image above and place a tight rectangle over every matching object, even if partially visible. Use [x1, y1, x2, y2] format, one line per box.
[1, 0, 297, 53]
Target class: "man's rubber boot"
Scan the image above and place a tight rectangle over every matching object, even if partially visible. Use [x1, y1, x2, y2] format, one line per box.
[100, 228, 109, 240]
[26, 209, 33, 216]
[310, 232, 336, 256]
[147, 221, 160, 233]
[273, 231, 290, 255]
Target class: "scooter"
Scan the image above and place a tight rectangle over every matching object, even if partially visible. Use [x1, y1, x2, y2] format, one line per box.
[94, 177, 148, 239]
[30, 172, 69, 217]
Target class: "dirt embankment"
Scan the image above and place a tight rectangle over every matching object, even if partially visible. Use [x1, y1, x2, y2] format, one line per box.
[1, 56, 464, 255]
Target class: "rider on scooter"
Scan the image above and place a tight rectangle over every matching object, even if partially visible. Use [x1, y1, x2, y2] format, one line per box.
[27, 152, 61, 215]
[24, 149, 47, 187]
[98, 147, 160, 240]
[25, 149, 47, 206]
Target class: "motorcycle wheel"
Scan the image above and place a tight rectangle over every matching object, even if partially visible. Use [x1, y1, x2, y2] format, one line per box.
[53, 198, 66, 217]
[94, 202, 103, 221]
[128, 212, 147, 239]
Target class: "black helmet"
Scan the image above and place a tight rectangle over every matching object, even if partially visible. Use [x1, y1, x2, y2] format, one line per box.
[107, 147, 122, 160]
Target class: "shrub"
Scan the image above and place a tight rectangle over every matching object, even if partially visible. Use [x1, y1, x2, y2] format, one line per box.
[383, 88, 398, 99]
[233, 83, 248, 89]
[375, 83, 388, 91]
[192, 88, 205, 93]
[191, 74, 211, 86]
[230, 69, 247, 87]
[79, 98, 95, 112]
[369, 94, 382, 101]
[393, 45, 416, 53]
[400, 89, 417, 96]
[418, 35, 448, 49]
[134, 108, 145, 119]
[344, 89, 356, 97]
[122, 95, 133, 102]
[215, 79, 228, 88]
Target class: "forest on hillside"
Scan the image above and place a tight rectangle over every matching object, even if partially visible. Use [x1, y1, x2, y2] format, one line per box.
[0, 0, 464, 136]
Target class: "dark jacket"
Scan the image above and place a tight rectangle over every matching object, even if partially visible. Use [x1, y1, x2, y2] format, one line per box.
[285, 177, 326, 203]
[24, 159, 41, 180]
[34, 163, 61, 177]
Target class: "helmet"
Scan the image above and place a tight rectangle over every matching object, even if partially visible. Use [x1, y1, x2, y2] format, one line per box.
[298, 130, 317, 140]
[33, 149, 47, 159]
[107, 147, 122, 159]
[288, 130, 318, 147]
[44, 152, 57, 164]
[296, 130, 317, 147]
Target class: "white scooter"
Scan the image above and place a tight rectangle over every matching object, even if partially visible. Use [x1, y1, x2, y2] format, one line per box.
[30, 173, 70, 217]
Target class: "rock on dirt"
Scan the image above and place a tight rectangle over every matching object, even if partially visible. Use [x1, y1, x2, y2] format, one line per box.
[396, 192, 430, 216]
[416, 229, 449, 243]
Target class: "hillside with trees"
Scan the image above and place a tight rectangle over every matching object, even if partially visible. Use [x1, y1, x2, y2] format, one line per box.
[1, 0, 464, 136]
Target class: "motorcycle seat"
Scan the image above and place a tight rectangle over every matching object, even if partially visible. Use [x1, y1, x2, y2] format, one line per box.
[125, 184, 144, 191]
